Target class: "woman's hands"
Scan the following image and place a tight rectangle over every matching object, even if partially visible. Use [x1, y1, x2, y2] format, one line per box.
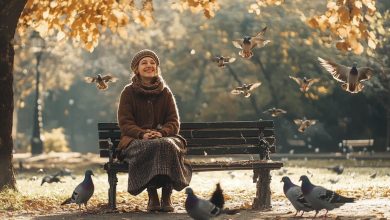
[142, 129, 162, 140]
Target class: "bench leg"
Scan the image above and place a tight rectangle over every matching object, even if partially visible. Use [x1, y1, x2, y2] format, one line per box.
[252, 168, 271, 210]
[108, 170, 118, 210]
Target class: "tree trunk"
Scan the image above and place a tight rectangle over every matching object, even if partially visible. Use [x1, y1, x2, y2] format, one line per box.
[387, 108, 390, 151]
[0, 0, 28, 191]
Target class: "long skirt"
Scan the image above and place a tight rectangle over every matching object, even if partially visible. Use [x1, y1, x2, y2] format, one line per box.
[121, 137, 192, 195]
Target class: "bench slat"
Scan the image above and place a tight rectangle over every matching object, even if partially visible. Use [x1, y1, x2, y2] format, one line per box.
[98, 121, 274, 131]
[186, 137, 275, 147]
[99, 137, 275, 149]
[180, 121, 273, 129]
[100, 144, 276, 158]
[102, 160, 283, 172]
[98, 129, 275, 139]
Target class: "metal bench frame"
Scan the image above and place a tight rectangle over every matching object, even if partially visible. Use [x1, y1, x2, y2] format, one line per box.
[98, 121, 283, 210]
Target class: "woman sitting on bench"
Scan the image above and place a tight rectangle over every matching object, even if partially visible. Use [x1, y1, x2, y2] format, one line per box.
[117, 49, 192, 212]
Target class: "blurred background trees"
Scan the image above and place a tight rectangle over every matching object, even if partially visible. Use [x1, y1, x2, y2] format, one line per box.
[12, 0, 390, 154]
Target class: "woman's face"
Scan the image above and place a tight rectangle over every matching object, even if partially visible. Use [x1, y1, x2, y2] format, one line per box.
[137, 56, 157, 80]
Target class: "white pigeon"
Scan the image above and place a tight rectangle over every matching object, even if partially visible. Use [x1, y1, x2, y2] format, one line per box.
[299, 175, 355, 218]
[61, 170, 94, 209]
[318, 57, 374, 93]
[281, 176, 313, 217]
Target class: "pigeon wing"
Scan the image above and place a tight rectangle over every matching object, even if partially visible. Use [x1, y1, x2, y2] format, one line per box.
[198, 199, 221, 217]
[102, 75, 118, 82]
[84, 76, 96, 83]
[249, 82, 262, 91]
[289, 76, 303, 86]
[307, 78, 320, 87]
[255, 26, 267, 38]
[231, 87, 243, 95]
[318, 57, 349, 83]
[232, 40, 243, 49]
[294, 119, 303, 126]
[357, 67, 374, 82]
[224, 57, 236, 63]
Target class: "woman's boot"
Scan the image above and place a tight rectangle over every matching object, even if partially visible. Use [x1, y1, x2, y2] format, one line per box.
[161, 185, 174, 212]
[147, 187, 160, 211]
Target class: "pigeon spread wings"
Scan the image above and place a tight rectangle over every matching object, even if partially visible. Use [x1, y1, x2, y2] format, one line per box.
[318, 57, 349, 83]
[357, 67, 374, 82]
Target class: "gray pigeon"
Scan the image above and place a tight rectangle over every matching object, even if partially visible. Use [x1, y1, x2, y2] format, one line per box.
[300, 175, 355, 218]
[318, 57, 374, 93]
[185, 187, 221, 220]
[41, 174, 61, 185]
[281, 176, 313, 217]
[327, 165, 344, 175]
[61, 170, 94, 209]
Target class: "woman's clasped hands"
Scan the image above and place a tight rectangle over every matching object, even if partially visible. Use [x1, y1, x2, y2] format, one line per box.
[142, 129, 162, 140]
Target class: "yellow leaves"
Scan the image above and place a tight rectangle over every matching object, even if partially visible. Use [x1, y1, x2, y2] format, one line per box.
[307, 0, 385, 55]
[56, 31, 66, 41]
[338, 5, 350, 24]
[36, 21, 49, 36]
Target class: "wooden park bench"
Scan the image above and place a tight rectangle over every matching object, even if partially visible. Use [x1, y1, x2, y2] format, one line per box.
[342, 139, 374, 152]
[98, 120, 283, 210]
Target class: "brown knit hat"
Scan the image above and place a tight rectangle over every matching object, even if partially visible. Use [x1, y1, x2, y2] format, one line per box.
[130, 49, 160, 72]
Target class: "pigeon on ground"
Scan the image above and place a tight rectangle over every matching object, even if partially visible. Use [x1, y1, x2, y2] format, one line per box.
[318, 57, 374, 93]
[281, 176, 313, 217]
[55, 168, 76, 179]
[232, 27, 270, 59]
[327, 165, 344, 175]
[294, 118, 316, 133]
[84, 74, 117, 90]
[61, 170, 94, 209]
[41, 174, 61, 185]
[289, 76, 320, 93]
[212, 56, 236, 68]
[231, 82, 262, 98]
[300, 175, 355, 218]
[185, 184, 238, 220]
[263, 107, 287, 117]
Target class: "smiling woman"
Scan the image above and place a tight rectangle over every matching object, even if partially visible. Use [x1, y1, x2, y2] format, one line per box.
[117, 49, 192, 212]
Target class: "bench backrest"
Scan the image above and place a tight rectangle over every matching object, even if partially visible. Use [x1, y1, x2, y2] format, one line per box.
[98, 121, 276, 158]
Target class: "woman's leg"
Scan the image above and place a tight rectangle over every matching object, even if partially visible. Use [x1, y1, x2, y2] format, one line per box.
[161, 184, 174, 212]
[146, 186, 160, 211]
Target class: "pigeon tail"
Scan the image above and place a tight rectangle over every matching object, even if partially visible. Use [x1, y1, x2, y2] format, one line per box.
[221, 208, 240, 215]
[61, 198, 72, 205]
[209, 183, 224, 209]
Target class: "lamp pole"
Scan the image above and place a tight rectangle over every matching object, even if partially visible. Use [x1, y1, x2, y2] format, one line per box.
[30, 32, 45, 155]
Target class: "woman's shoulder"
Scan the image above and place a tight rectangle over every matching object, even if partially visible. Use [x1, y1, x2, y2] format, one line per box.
[121, 84, 135, 94]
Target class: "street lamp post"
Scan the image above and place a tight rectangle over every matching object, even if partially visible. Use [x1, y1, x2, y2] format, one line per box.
[30, 32, 45, 155]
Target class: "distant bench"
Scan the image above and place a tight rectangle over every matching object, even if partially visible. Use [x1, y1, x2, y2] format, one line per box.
[342, 139, 374, 152]
[97, 121, 283, 210]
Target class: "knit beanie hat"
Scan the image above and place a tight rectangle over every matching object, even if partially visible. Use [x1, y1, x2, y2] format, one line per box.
[130, 49, 160, 72]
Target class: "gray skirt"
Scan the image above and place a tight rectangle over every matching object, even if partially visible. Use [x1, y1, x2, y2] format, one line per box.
[121, 137, 192, 195]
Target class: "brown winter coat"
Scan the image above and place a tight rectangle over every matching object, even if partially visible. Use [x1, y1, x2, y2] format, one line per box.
[117, 75, 180, 150]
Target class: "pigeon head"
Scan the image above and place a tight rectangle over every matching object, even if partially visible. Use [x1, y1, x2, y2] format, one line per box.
[85, 170, 94, 177]
[352, 62, 357, 68]
[97, 74, 102, 80]
[281, 176, 292, 183]
[299, 175, 310, 183]
[185, 187, 194, 195]
[243, 36, 251, 44]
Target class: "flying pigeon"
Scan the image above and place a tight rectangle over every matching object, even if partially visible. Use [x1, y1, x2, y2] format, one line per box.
[212, 56, 236, 68]
[299, 175, 355, 218]
[263, 107, 287, 117]
[232, 27, 270, 59]
[231, 82, 262, 98]
[318, 57, 374, 93]
[294, 118, 316, 133]
[61, 170, 94, 209]
[289, 76, 320, 93]
[84, 74, 117, 90]
[281, 176, 313, 217]
[41, 174, 61, 185]
[327, 165, 344, 175]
